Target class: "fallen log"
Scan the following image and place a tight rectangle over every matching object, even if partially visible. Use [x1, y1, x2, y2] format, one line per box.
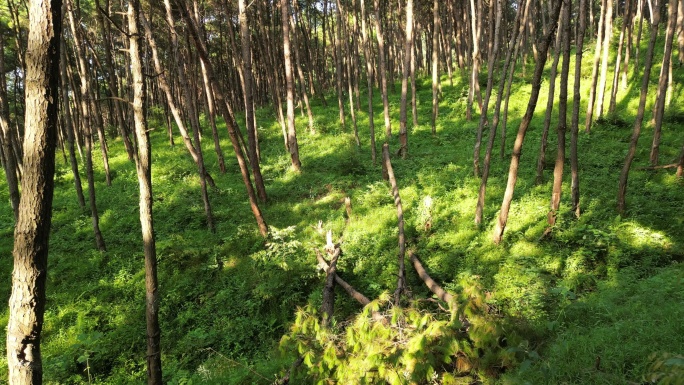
[408, 251, 454, 305]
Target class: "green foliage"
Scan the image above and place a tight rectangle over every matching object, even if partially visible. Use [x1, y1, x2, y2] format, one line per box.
[280, 281, 520, 384]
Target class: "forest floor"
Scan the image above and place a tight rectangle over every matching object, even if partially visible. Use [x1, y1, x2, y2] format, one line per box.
[1, 49, 684, 384]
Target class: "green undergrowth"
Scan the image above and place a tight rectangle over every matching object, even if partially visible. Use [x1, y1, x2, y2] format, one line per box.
[0, 32, 683, 384]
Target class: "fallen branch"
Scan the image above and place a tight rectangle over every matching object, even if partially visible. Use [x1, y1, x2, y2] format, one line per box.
[637, 163, 678, 170]
[316, 252, 370, 306]
[409, 251, 454, 305]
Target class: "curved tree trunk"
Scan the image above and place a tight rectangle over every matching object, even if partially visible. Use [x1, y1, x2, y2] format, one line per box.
[382, 144, 406, 305]
[6, 0, 61, 382]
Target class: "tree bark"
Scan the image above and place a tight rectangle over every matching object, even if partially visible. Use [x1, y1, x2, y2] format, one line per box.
[493, 0, 563, 245]
[474, 0, 502, 178]
[282, 0, 302, 171]
[164, 0, 214, 232]
[382, 143, 406, 305]
[6, 0, 61, 383]
[373, 0, 392, 139]
[649, 0, 678, 166]
[398, 0, 414, 158]
[360, 0, 377, 162]
[475, 0, 524, 227]
[617, 0, 663, 214]
[129, 3, 163, 383]
[430, 0, 441, 135]
[585, 0, 608, 132]
[596, 0, 614, 118]
[535, 14, 564, 185]
[174, 0, 269, 237]
[609, 0, 628, 114]
[547, 0, 571, 230]
[239, 0, 268, 202]
[571, 0, 588, 217]
[67, 0, 106, 251]
[0, 32, 20, 220]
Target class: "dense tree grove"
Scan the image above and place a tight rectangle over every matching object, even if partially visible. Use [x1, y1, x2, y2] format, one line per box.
[0, 0, 682, 383]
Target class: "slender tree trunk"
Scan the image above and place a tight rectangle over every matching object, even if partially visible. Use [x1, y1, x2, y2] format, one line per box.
[200, 61, 226, 174]
[585, 0, 608, 132]
[360, 0, 377, 163]
[609, 0, 628, 114]
[128, 3, 163, 383]
[337, 0, 360, 145]
[571, 0, 588, 217]
[6, 0, 61, 383]
[0, 33, 20, 220]
[67, 0, 106, 251]
[282, 0, 302, 170]
[164, 0, 214, 232]
[474, 0, 502, 178]
[650, 0, 678, 166]
[467, 0, 482, 121]
[239, 0, 268, 202]
[59, 38, 86, 209]
[617, 0, 663, 214]
[501, 0, 530, 159]
[174, 0, 269, 237]
[431, 0, 441, 135]
[535, 17, 563, 185]
[493, 0, 563, 245]
[622, 0, 633, 90]
[547, 0, 571, 230]
[373, 0, 392, 139]
[677, 0, 683, 65]
[475, 0, 524, 226]
[382, 144, 406, 305]
[333, 5, 346, 128]
[289, 1, 315, 134]
[398, 0, 414, 158]
[635, 0, 644, 69]
[596, 0, 614, 118]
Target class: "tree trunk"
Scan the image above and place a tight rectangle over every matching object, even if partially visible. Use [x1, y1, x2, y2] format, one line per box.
[382, 143, 406, 305]
[596, 0, 614, 118]
[67, 0, 106, 251]
[617, 0, 663, 214]
[473, 0, 502, 178]
[585, 0, 608, 132]
[475, 0, 524, 226]
[360, 0, 377, 162]
[547, 0, 571, 230]
[0, 32, 20, 220]
[59, 37, 86, 210]
[467, 0, 482, 121]
[174, 0, 269, 237]
[6, 0, 61, 383]
[649, 0, 678, 166]
[609, 0, 629, 114]
[282, 0, 302, 170]
[129, 3, 163, 383]
[164, 0, 214, 232]
[501, 0, 531, 159]
[493, 0, 563, 245]
[535, 15, 564, 185]
[373, 0, 392, 139]
[431, 0, 441, 135]
[239, 0, 268, 202]
[678, 0, 683, 65]
[398, 0, 414, 158]
[334, 5, 346, 128]
[571, 0, 588, 217]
